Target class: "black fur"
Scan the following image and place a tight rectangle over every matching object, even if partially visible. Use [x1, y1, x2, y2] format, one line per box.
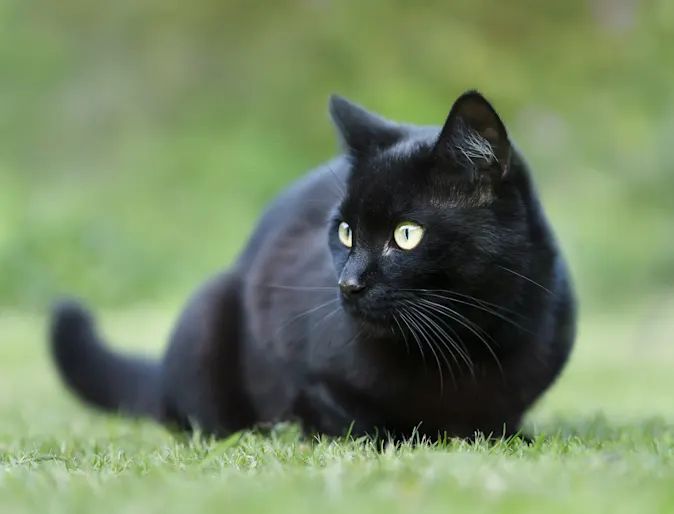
[49, 90, 577, 443]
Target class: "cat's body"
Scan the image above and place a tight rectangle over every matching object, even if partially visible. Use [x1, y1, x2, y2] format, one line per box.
[50, 90, 577, 443]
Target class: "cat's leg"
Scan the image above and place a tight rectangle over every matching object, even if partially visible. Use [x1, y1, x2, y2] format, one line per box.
[159, 271, 258, 439]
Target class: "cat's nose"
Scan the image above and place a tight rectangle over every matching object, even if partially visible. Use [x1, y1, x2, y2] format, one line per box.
[338, 279, 366, 300]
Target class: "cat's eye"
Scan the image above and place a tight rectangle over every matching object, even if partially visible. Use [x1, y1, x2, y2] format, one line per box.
[338, 222, 353, 248]
[393, 222, 424, 250]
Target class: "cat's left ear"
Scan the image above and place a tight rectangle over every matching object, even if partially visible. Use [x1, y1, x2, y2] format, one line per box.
[433, 90, 512, 176]
[329, 94, 406, 155]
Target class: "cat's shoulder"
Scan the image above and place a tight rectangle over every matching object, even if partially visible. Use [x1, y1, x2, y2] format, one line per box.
[234, 155, 350, 266]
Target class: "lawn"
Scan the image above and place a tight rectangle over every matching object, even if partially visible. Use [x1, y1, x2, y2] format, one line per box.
[1, 300, 673, 513]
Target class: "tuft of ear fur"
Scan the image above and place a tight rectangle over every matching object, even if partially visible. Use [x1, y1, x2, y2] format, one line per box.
[433, 90, 512, 176]
[328, 94, 406, 155]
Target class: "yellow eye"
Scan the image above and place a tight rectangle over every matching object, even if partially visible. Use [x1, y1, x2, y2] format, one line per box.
[393, 222, 424, 250]
[338, 222, 353, 248]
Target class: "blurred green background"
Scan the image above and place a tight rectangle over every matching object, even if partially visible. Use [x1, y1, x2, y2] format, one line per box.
[1, 0, 672, 315]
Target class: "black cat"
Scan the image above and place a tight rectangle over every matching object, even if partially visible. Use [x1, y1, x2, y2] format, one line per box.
[49, 90, 577, 444]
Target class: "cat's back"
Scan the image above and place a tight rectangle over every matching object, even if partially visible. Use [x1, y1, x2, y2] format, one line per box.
[235, 156, 348, 271]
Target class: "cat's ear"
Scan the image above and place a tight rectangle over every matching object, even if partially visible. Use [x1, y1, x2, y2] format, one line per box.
[329, 94, 405, 155]
[433, 90, 511, 176]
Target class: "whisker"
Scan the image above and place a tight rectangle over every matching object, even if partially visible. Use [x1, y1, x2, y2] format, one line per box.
[417, 302, 474, 369]
[418, 292, 533, 335]
[405, 300, 474, 379]
[326, 165, 347, 197]
[497, 265, 556, 296]
[306, 305, 344, 361]
[403, 307, 446, 393]
[313, 305, 343, 332]
[392, 312, 411, 355]
[263, 284, 336, 291]
[416, 298, 493, 343]
[326, 182, 345, 203]
[405, 302, 460, 368]
[401, 288, 524, 319]
[416, 298, 503, 375]
[404, 303, 457, 390]
[445, 297, 534, 335]
[346, 326, 365, 348]
[398, 310, 427, 371]
[272, 298, 339, 339]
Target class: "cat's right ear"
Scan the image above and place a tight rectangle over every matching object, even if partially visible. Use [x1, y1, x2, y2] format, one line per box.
[328, 94, 405, 156]
[433, 90, 512, 177]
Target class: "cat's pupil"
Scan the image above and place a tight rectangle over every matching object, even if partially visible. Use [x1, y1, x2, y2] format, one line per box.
[403, 228, 409, 240]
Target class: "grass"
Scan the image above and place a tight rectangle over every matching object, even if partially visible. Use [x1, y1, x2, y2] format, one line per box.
[1, 299, 673, 513]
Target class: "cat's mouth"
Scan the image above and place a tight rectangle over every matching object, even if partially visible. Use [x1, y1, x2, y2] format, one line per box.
[339, 294, 399, 333]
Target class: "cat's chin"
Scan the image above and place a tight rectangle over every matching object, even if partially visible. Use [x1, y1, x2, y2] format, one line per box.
[359, 320, 396, 338]
[343, 306, 396, 338]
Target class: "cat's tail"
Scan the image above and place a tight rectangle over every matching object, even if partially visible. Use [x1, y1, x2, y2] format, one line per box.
[48, 299, 163, 420]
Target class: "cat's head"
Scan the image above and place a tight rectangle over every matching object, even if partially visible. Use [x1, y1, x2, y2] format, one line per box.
[327, 90, 534, 336]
